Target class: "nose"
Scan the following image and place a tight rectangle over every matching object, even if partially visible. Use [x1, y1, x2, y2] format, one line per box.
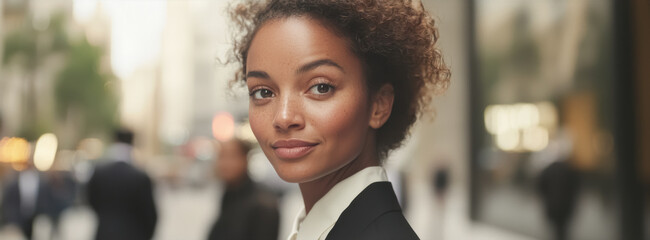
[273, 94, 305, 132]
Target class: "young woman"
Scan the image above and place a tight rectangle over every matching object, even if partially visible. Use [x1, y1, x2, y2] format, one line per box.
[230, 0, 450, 239]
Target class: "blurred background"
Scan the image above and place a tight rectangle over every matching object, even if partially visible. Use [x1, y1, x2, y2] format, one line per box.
[0, 0, 648, 240]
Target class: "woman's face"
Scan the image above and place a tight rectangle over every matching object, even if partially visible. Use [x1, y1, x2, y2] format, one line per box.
[246, 17, 373, 183]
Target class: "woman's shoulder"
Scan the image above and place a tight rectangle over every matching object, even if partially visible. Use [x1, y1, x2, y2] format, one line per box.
[358, 210, 419, 240]
[326, 181, 419, 240]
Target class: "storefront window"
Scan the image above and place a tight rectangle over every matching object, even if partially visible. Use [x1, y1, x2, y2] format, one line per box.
[472, 1, 617, 239]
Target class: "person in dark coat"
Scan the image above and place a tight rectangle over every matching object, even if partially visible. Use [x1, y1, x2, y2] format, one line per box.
[43, 169, 77, 238]
[207, 138, 280, 240]
[86, 129, 157, 240]
[538, 159, 580, 240]
[1, 160, 49, 240]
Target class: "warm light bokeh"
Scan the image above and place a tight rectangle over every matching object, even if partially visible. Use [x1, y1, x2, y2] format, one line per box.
[34, 133, 58, 171]
[0, 137, 30, 164]
[212, 112, 235, 142]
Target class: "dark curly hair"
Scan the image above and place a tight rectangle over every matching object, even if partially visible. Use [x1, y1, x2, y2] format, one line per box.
[230, 0, 450, 159]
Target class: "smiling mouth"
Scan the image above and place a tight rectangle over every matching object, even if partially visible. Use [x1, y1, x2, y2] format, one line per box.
[271, 139, 318, 159]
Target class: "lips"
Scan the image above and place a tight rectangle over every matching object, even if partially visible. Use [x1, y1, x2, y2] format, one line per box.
[271, 139, 318, 159]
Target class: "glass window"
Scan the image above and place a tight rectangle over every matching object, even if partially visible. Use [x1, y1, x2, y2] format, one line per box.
[472, 1, 617, 239]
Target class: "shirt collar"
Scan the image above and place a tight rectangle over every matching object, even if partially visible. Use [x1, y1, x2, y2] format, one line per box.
[105, 142, 133, 163]
[287, 166, 389, 240]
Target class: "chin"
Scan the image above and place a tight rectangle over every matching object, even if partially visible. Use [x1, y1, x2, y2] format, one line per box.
[276, 174, 305, 183]
[270, 160, 328, 184]
[260, 148, 317, 183]
[273, 165, 316, 183]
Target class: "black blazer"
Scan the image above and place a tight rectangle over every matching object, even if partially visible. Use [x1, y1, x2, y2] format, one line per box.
[87, 161, 158, 240]
[326, 182, 419, 240]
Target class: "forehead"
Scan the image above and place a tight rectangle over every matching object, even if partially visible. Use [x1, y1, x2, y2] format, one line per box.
[246, 16, 357, 72]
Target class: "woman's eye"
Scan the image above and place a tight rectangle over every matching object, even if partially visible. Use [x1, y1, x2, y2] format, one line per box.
[309, 84, 334, 95]
[250, 89, 274, 99]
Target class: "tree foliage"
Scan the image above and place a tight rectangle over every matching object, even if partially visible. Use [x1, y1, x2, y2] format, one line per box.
[2, 11, 117, 142]
[54, 38, 118, 141]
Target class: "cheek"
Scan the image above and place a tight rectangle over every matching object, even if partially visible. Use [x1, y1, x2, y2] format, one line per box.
[249, 104, 272, 142]
[309, 92, 370, 153]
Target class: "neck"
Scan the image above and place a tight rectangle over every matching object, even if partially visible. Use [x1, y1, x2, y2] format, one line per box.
[107, 142, 132, 163]
[298, 144, 379, 214]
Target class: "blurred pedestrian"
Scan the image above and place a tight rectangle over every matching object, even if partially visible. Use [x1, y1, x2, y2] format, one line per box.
[433, 164, 450, 202]
[538, 159, 580, 240]
[43, 169, 77, 239]
[1, 153, 48, 240]
[207, 138, 280, 240]
[86, 129, 157, 240]
[431, 163, 451, 240]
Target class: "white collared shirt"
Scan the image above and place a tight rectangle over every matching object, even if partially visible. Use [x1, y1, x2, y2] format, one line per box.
[287, 166, 389, 240]
[105, 142, 133, 163]
[19, 169, 40, 216]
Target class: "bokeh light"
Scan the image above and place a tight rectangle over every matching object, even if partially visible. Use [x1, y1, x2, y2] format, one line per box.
[0, 137, 30, 164]
[34, 133, 59, 171]
[212, 112, 235, 142]
[485, 102, 557, 152]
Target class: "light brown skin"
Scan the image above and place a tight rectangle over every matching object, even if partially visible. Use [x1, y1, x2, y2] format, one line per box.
[215, 140, 249, 188]
[246, 16, 394, 213]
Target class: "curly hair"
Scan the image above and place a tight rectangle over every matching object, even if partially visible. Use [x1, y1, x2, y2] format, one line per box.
[229, 0, 450, 159]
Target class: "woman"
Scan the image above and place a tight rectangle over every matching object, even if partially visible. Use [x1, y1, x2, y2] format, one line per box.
[230, 0, 450, 239]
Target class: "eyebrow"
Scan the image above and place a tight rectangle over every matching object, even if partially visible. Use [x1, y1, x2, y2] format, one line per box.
[245, 59, 344, 80]
[246, 71, 270, 80]
[297, 59, 345, 74]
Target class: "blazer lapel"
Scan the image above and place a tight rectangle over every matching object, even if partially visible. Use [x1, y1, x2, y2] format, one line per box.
[325, 181, 402, 240]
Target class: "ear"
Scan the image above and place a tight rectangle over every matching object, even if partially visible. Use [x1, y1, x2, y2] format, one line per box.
[369, 84, 394, 129]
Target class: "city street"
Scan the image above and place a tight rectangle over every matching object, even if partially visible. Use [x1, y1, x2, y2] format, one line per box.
[0, 184, 221, 240]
